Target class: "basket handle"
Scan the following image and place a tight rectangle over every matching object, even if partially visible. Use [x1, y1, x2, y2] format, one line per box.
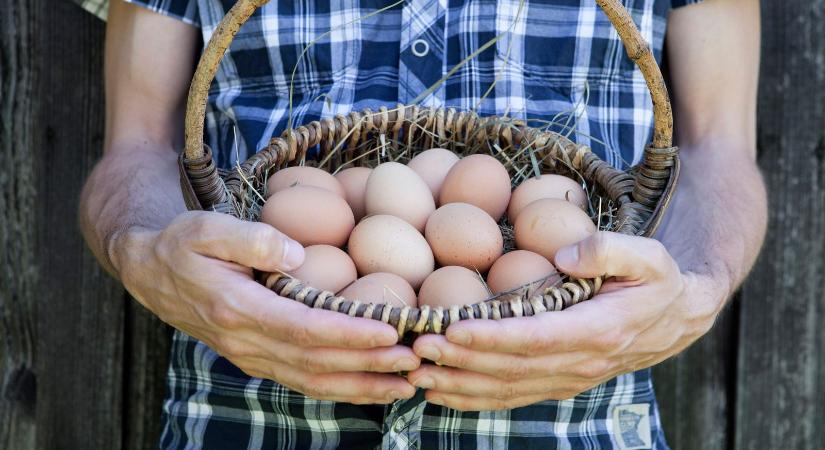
[184, 0, 674, 162]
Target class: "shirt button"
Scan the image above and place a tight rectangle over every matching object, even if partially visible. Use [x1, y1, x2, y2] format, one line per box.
[412, 39, 430, 57]
[393, 418, 406, 432]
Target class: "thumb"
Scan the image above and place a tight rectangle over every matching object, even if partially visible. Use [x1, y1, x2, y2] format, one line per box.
[184, 212, 305, 272]
[553, 231, 670, 282]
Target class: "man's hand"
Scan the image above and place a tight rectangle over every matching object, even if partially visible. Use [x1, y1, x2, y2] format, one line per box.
[113, 211, 420, 404]
[405, 0, 765, 411]
[406, 232, 725, 411]
[82, 1, 421, 405]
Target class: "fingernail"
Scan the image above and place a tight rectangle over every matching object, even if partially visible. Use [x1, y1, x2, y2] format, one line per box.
[428, 396, 445, 406]
[393, 357, 419, 372]
[555, 245, 579, 268]
[282, 238, 305, 270]
[413, 376, 435, 389]
[448, 330, 471, 346]
[418, 346, 441, 362]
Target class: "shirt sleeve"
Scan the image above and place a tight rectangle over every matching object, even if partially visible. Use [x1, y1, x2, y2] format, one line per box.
[73, 0, 199, 26]
[671, 0, 702, 8]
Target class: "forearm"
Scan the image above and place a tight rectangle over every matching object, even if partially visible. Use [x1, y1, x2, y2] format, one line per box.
[656, 137, 767, 301]
[79, 139, 185, 277]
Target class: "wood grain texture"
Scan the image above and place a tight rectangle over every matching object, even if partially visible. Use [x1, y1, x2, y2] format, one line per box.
[653, 304, 736, 450]
[735, 1, 825, 449]
[1, 0, 40, 448]
[32, 1, 126, 449]
[124, 303, 172, 450]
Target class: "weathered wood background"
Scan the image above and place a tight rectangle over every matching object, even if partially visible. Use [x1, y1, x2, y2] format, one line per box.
[1, 0, 823, 448]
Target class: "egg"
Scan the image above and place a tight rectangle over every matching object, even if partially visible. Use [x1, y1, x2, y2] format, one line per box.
[439, 154, 512, 220]
[266, 166, 346, 198]
[261, 186, 355, 247]
[335, 167, 372, 221]
[486, 250, 560, 296]
[407, 148, 460, 198]
[514, 199, 596, 261]
[365, 162, 435, 231]
[425, 203, 503, 273]
[338, 272, 417, 307]
[288, 245, 357, 293]
[508, 174, 588, 222]
[347, 215, 434, 289]
[418, 266, 490, 308]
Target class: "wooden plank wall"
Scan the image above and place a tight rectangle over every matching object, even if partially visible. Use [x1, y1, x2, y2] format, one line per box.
[0, 0, 822, 449]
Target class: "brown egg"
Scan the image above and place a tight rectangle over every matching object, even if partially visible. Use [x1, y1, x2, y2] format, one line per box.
[514, 199, 596, 261]
[261, 186, 355, 247]
[486, 250, 560, 296]
[407, 148, 460, 198]
[266, 166, 345, 198]
[425, 203, 503, 273]
[288, 245, 357, 293]
[347, 215, 434, 289]
[508, 174, 588, 222]
[365, 162, 435, 231]
[439, 154, 512, 220]
[335, 167, 372, 221]
[418, 266, 490, 308]
[338, 272, 417, 307]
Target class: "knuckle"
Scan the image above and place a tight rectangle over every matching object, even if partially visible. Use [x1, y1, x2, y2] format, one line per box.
[595, 328, 624, 353]
[575, 359, 611, 379]
[287, 323, 315, 348]
[450, 349, 472, 368]
[209, 303, 243, 329]
[303, 379, 331, 399]
[589, 232, 613, 267]
[186, 213, 214, 243]
[495, 383, 519, 400]
[502, 360, 531, 380]
[246, 225, 278, 261]
[299, 351, 326, 373]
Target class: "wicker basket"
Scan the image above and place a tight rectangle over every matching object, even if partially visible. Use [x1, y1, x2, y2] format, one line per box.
[179, 0, 680, 339]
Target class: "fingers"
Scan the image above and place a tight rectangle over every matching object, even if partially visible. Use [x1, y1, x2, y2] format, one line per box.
[413, 334, 603, 378]
[443, 308, 621, 356]
[235, 357, 417, 403]
[175, 211, 305, 272]
[211, 277, 401, 349]
[412, 334, 542, 378]
[408, 365, 588, 402]
[553, 231, 677, 282]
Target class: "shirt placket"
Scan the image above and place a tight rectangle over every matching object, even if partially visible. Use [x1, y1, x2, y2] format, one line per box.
[398, 0, 448, 107]
[382, 389, 428, 450]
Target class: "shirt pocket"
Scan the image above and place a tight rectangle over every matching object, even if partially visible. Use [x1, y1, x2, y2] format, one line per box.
[492, 0, 629, 89]
[214, 0, 362, 97]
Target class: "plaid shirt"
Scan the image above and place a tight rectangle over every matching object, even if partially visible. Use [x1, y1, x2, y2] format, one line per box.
[78, 0, 699, 448]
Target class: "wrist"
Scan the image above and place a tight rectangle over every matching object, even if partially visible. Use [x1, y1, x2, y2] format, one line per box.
[681, 270, 731, 332]
[106, 226, 159, 280]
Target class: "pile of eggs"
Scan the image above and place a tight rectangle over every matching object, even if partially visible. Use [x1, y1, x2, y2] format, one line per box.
[260, 149, 596, 309]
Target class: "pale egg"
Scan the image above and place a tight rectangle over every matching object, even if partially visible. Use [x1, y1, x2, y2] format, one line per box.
[425, 203, 503, 273]
[335, 167, 372, 221]
[261, 186, 355, 247]
[417, 266, 490, 308]
[338, 272, 417, 307]
[347, 215, 434, 289]
[407, 148, 460, 198]
[365, 162, 435, 231]
[439, 154, 512, 220]
[266, 166, 345, 198]
[486, 250, 560, 295]
[508, 174, 588, 222]
[514, 199, 596, 261]
[288, 245, 358, 293]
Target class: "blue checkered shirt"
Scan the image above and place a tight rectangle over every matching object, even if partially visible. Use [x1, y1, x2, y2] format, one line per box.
[78, 0, 700, 448]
